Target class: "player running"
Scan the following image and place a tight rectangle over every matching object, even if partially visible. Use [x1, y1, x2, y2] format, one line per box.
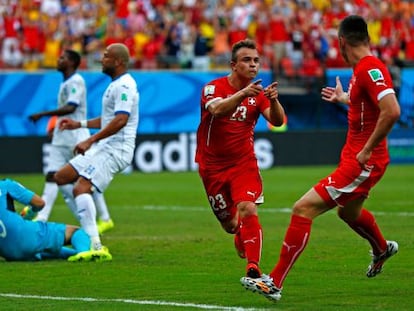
[241, 15, 400, 302]
[195, 39, 286, 279]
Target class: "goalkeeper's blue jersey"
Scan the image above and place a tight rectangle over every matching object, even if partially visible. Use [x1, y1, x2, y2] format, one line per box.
[0, 178, 65, 261]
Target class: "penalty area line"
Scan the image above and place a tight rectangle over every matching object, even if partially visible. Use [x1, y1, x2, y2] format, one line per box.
[0, 293, 261, 311]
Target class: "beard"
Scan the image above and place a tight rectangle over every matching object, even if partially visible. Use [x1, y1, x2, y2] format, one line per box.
[102, 66, 115, 77]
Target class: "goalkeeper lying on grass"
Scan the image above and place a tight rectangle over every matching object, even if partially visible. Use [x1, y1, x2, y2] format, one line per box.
[0, 178, 90, 261]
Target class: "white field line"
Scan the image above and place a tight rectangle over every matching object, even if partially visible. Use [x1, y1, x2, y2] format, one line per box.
[141, 205, 414, 217]
[0, 293, 263, 311]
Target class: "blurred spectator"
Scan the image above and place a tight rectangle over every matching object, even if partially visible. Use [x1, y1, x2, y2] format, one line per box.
[1, 5, 22, 68]
[192, 23, 210, 70]
[228, 0, 254, 46]
[268, 2, 290, 76]
[40, 0, 61, 18]
[2, 39, 23, 68]
[211, 19, 231, 69]
[20, 4, 44, 70]
[141, 23, 164, 69]
[298, 48, 323, 91]
[158, 20, 181, 69]
[286, 18, 305, 71]
[325, 29, 347, 68]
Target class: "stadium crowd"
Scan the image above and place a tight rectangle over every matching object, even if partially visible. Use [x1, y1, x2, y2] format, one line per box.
[1, 0, 414, 75]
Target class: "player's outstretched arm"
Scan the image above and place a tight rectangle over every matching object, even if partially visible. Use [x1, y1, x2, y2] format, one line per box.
[29, 105, 76, 122]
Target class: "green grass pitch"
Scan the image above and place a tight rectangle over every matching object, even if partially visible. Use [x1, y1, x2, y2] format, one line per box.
[0, 164, 413, 310]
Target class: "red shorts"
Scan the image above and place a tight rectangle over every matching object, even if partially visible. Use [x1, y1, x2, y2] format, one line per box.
[198, 161, 264, 223]
[314, 160, 388, 208]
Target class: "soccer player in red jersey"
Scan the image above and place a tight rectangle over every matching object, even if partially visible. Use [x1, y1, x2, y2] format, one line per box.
[241, 15, 401, 302]
[195, 39, 285, 279]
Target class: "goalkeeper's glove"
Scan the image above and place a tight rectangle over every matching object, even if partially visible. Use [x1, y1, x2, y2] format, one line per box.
[20, 206, 38, 220]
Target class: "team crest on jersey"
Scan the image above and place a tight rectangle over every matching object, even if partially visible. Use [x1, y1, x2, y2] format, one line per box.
[368, 69, 384, 82]
[248, 97, 256, 105]
[71, 87, 76, 94]
[204, 85, 215, 96]
[121, 93, 128, 101]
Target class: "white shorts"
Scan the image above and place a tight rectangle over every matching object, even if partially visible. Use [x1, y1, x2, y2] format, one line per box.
[69, 144, 131, 192]
[44, 144, 76, 174]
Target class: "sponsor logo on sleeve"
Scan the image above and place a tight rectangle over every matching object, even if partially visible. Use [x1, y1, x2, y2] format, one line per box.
[204, 85, 215, 96]
[368, 69, 384, 82]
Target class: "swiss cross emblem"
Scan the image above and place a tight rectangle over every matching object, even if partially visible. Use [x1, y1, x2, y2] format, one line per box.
[248, 97, 256, 105]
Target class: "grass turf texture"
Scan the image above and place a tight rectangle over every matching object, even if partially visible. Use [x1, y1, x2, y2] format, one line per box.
[0, 165, 413, 310]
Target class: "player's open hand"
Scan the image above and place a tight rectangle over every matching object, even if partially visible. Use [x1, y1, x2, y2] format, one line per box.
[321, 76, 348, 104]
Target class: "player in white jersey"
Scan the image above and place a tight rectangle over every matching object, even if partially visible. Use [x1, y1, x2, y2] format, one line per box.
[28, 50, 114, 234]
[54, 43, 139, 262]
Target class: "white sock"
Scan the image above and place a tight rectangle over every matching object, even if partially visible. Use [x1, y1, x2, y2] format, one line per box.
[59, 184, 79, 221]
[36, 182, 58, 221]
[75, 193, 102, 250]
[93, 191, 110, 221]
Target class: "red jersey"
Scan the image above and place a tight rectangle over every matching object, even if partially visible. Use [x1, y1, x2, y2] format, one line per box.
[342, 55, 395, 165]
[195, 76, 270, 170]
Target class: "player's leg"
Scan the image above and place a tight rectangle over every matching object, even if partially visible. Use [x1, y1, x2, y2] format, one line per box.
[231, 164, 265, 278]
[65, 225, 90, 254]
[236, 201, 263, 278]
[270, 188, 327, 287]
[338, 198, 388, 255]
[58, 183, 80, 220]
[63, 149, 115, 261]
[35, 144, 69, 222]
[336, 165, 398, 277]
[39, 224, 91, 260]
[338, 200, 398, 277]
[199, 167, 249, 265]
[94, 191, 114, 234]
[55, 162, 83, 218]
[35, 172, 59, 221]
[73, 178, 101, 250]
[35, 222, 77, 260]
[241, 188, 327, 300]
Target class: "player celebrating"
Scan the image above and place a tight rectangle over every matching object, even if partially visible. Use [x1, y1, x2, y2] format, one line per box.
[195, 39, 285, 278]
[0, 178, 91, 261]
[241, 15, 401, 302]
[54, 43, 139, 262]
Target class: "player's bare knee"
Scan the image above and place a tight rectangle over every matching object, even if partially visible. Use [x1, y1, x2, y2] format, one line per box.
[73, 178, 93, 197]
[237, 201, 257, 218]
[53, 171, 64, 185]
[292, 198, 313, 217]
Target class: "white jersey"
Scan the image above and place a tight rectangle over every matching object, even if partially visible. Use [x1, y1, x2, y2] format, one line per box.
[52, 73, 90, 147]
[100, 73, 139, 156]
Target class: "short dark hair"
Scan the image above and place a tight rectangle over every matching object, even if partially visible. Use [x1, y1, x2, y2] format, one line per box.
[338, 15, 369, 46]
[231, 39, 257, 62]
[65, 49, 81, 69]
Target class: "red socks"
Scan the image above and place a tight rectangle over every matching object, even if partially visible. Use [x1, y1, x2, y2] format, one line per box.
[270, 214, 312, 288]
[239, 214, 263, 265]
[343, 208, 387, 255]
